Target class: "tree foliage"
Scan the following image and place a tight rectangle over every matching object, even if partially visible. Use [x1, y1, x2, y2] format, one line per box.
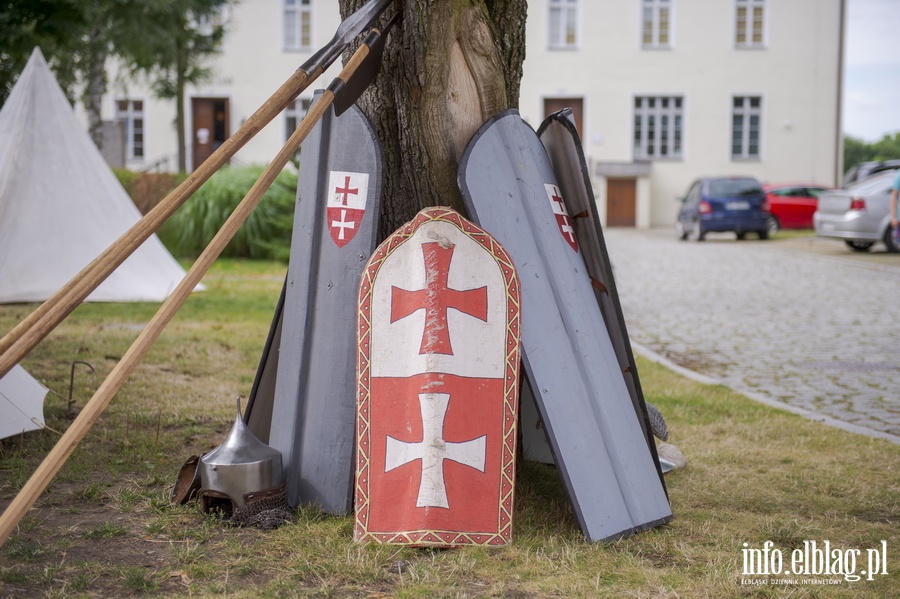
[118, 0, 229, 171]
[0, 0, 227, 166]
[844, 132, 900, 172]
[0, 0, 86, 105]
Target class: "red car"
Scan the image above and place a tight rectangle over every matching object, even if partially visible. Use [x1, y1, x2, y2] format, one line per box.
[763, 183, 833, 232]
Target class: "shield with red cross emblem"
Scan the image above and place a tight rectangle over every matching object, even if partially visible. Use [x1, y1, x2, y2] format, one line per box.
[545, 183, 578, 252]
[458, 110, 672, 543]
[355, 208, 521, 546]
[326, 170, 369, 247]
[243, 93, 382, 516]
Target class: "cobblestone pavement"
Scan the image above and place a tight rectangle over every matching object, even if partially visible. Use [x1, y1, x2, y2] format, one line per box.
[603, 228, 900, 443]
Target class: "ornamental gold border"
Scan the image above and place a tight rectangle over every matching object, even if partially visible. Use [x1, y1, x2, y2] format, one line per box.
[354, 207, 521, 546]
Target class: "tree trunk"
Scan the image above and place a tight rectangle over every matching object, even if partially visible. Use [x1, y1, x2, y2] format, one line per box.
[176, 39, 188, 173]
[338, 0, 527, 238]
[84, 22, 108, 151]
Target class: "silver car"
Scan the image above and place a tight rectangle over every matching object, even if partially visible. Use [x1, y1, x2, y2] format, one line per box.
[814, 170, 900, 253]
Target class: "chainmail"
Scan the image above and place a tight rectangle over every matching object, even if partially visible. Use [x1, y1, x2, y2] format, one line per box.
[200, 483, 295, 530]
[229, 485, 295, 530]
[644, 401, 668, 441]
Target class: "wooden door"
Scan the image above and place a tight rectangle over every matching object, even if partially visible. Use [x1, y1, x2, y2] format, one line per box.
[606, 178, 636, 227]
[544, 97, 583, 135]
[192, 98, 229, 171]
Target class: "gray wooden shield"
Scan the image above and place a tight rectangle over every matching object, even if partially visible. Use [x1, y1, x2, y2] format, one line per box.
[537, 110, 667, 490]
[458, 109, 671, 541]
[244, 94, 383, 514]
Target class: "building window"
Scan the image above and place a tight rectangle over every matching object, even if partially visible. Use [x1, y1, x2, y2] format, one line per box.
[633, 96, 683, 160]
[284, 0, 312, 50]
[735, 0, 765, 47]
[642, 0, 671, 48]
[193, 4, 230, 37]
[115, 99, 144, 161]
[285, 98, 312, 141]
[548, 0, 579, 49]
[732, 96, 761, 159]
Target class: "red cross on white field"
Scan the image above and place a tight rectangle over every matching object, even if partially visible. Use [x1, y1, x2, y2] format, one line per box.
[334, 175, 359, 206]
[390, 242, 488, 355]
[384, 392, 486, 509]
[549, 187, 565, 212]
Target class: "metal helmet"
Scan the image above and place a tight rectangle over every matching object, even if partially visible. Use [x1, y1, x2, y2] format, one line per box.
[198, 398, 286, 523]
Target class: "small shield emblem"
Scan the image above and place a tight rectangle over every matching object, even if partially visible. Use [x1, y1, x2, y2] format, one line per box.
[545, 183, 578, 252]
[327, 170, 369, 247]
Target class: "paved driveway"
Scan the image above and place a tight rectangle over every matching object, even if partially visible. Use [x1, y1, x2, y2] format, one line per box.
[603, 229, 900, 443]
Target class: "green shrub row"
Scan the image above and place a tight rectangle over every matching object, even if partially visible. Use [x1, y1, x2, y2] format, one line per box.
[116, 165, 297, 261]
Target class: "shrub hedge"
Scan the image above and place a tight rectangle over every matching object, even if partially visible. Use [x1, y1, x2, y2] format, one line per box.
[133, 165, 298, 261]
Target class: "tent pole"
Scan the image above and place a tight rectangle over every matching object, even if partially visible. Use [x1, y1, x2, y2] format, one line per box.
[0, 20, 394, 545]
[0, 0, 395, 378]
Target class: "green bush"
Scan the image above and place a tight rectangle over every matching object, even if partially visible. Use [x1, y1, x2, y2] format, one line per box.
[158, 165, 297, 261]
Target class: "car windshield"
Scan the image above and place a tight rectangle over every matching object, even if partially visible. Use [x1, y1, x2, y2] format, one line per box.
[707, 179, 762, 199]
[848, 171, 896, 195]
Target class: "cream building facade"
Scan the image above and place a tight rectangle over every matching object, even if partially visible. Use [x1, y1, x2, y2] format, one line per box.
[94, 0, 845, 228]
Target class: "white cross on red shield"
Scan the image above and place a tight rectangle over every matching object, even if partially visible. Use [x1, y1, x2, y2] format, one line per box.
[355, 208, 521, 546]
[326, 170, 369, 247]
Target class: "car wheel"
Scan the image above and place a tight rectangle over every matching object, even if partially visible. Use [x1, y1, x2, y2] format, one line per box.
[844, 240, 874, 252]
[758, 229, 769, 240]
[688, 220, 705, 242]
[884, 226, 900, 253]
[765, 216, 780, 237]
[736, 231, 747, 240]
[676, 221, 688, 241]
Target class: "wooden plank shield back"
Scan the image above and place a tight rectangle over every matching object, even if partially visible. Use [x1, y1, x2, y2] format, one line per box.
[458, 110, 672, 542]
[355, 208, 521, 546]
[244, 94, 383, 514]
[536, 109, 667, 491]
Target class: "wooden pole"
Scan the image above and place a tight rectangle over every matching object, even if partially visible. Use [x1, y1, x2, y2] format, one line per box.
[0, 42, 373, 546]
[0, 67, 319, 378]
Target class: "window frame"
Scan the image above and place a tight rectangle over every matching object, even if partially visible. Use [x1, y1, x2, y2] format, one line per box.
[285, 97, 312, 142]
[632, 95, 684, 161]
[641, 0, 673, 49]
[547, 0, 580, 50]
[734, 0, 767, 49]
[731, 95, 763, 161]
[283, 0, 313, 52]
[115, 98, 145, 163]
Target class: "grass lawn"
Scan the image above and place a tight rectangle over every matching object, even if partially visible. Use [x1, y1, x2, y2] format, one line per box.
[1, 259, 897, 598]
[769, 228, 816, 240]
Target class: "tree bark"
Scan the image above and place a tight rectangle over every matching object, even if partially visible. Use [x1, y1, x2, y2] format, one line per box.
[84, 22, 109, 151]
[176, 39, 188, 173]
[338, 0, 527, 237]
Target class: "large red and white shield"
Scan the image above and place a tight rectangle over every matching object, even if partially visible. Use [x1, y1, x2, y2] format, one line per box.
[545, 183, 578, 252]
[355, 208, 521, 546]
[326, 170, 369, 247]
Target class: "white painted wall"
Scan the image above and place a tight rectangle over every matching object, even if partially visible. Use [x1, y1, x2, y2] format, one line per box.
[90, 0, 842, 227]
[98, 0, 343, 171]
[520, 0, 843, 227]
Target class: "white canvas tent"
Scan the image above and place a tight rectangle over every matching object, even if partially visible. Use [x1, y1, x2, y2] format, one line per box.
[0, 48, 190, 303]
[0, 365, 47, 440]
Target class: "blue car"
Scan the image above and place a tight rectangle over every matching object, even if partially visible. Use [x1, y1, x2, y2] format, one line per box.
[676, 176, 771, 241]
